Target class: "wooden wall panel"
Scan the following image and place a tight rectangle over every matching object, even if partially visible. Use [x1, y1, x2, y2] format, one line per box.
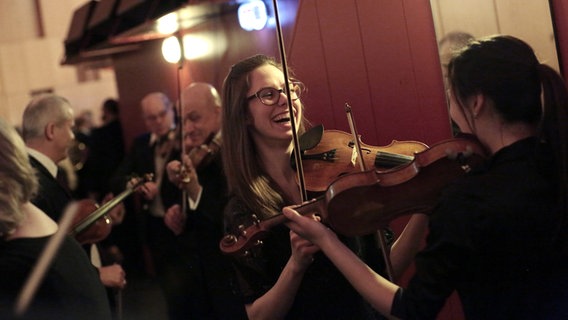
[287, 1, 335, 129]
[315, 0, 375, 138]
[289, 0, 451, 147]
[403, 1, 452, 139]
[551, 0, 568, 76]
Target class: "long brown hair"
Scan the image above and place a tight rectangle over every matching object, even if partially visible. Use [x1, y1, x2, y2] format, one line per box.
[221, 54, 307, 219]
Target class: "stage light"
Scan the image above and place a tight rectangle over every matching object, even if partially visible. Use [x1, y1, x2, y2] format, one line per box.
[161, 36, 181, 63]
[238, 1, 268, 31]
[183, 34, 211, 60]
[157, 12, 179, 35]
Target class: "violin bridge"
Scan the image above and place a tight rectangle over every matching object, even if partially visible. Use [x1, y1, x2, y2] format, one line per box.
[350, 146, 358, 167]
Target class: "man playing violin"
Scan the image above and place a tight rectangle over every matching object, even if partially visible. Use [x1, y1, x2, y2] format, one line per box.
[164, 82, 246, 319]
[112, 91, 186, 318]
[22, 94, 127, 312]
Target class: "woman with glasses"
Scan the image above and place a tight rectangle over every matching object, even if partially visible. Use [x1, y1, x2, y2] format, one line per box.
[284, 35, 568, 319]
[220, 54, 427, 319]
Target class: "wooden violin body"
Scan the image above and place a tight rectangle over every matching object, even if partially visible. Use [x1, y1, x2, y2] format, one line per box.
[320, 135, 486, 236]
[299, 127, 428, 192]
[220, 135, 487, 256]
[70, 199, 112, 244]
[188, 131, 221, 169]
[69, 174, 152, 244]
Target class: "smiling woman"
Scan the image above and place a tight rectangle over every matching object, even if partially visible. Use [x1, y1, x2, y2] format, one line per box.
[220, 54, 381, 319]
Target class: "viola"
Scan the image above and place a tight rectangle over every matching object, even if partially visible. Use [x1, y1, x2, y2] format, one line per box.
[219, 135, 487, 256]
[297, 125, 428, 192]
[69, 174, 152, 244]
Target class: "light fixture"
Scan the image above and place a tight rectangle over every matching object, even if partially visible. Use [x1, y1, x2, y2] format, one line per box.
[238, 1, 268, 31]
[156, 12, 179, 35]
[161, 36, 181, 63]
[182, 34, 211, 60]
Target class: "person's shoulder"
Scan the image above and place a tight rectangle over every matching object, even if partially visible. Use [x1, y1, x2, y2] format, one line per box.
[135, 132, 151, 141]
[224, 196, 243, 219]
[28, 156, 48, 175]
[130, 132, 152, 148]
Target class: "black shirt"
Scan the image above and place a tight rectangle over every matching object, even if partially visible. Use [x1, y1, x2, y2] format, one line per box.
[391, 137, 568, 319]
[0, 236, 111, 320]
[225, 195, 384, 320]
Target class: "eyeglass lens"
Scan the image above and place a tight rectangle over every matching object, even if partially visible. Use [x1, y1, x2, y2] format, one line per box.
[259, 83, 302, 106]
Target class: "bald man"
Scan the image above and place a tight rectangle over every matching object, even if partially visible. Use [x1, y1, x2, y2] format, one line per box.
[164, 83, 246, 319]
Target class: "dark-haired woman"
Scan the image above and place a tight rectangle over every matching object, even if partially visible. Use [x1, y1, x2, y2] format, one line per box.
[285, 35, 568, 319]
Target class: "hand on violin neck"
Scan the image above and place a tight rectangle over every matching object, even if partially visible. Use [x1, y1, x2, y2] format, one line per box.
[137, 181, 158, 200]
[283, 206, 335, 249]
[166, 156, 201, 199]
[109, 205, 125, 226]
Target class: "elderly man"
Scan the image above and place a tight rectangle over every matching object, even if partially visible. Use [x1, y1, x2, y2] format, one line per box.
[113, 92, 186, 318]
[163, 83, 246, 319]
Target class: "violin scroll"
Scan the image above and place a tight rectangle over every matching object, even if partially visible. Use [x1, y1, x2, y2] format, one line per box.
[219, 214, 270, 256]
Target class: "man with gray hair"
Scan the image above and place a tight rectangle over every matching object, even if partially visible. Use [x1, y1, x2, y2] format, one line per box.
[22, 94, 126, 316]
[23, 94, 76, 220]
[112, 91, 185, 318]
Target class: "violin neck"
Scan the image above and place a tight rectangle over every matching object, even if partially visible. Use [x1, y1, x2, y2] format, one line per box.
[71, 189, 132, 235]
[294, 196, 326, 219]
[262, 196, 326, 230]
[71, 175, 150, 235]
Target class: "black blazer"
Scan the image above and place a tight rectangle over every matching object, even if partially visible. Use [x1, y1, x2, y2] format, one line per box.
[29, 156, 72, 221]
[80, 119, 125, 200]
[112, 132, 182, 213]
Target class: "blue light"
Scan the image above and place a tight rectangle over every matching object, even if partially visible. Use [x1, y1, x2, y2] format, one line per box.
[238, 1, 268, 31]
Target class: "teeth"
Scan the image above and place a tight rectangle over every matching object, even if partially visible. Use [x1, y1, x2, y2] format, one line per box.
[274, 114, 290, 122]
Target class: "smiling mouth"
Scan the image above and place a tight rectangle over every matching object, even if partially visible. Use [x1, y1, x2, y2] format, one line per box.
[274, 110, 295, 123]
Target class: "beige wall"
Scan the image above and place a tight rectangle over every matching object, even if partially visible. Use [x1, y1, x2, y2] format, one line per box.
[0, 0, 118, 127]
[431, 0, 559, 72]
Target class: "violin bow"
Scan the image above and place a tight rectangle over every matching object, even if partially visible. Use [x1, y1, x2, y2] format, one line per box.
[345, 104, 395, 282]
[15, 202, 79, 316]
[272, 0, 308, 202]
[174, 31, 190, 215]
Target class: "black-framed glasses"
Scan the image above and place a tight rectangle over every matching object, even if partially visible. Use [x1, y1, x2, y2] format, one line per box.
[247, 82, 305, 106]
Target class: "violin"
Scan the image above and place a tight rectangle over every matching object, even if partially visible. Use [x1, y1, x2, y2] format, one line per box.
[69, 174, 152, 244]
[219, 135, 487, 256]
[188, 131, 221, 170]
[297, 125, 428, 192]
[178, 131, 221, 185]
